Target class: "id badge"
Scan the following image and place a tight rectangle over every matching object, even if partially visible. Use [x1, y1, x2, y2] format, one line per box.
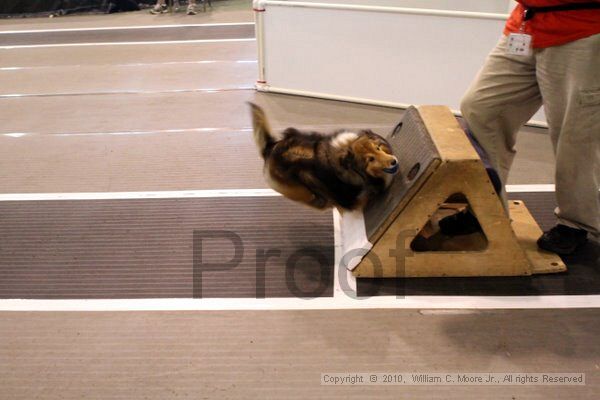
[507, 33, 532, 56]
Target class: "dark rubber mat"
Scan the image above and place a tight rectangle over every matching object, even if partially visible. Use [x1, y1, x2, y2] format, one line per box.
[1, 192, 597, 299]
[0, 197, 334, 299]
[0, 24, 255, 46]
[357, 191, 600, 296]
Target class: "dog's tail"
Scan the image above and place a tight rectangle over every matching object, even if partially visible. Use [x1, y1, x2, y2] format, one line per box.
[248, 102, 277, 159]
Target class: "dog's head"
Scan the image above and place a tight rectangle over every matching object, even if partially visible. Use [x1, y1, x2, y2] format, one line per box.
[351, 130, 399, 179]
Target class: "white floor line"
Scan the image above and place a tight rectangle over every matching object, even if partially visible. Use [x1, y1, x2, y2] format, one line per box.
[0, 22, 255, 35]
[0, 124, 391, 138]
[332, 209, 357, 299]
[506, 184, 555, 192]
[2, 127, 253, 138]
[0, 185, 557, 201]
[507, 185, 600, 194]
[0, 87, 254, 99]
[0, 38, 256, 50]
[1, 295, 599, 312]
[0, 60, 257, 71]
[0, 189, 280, 201]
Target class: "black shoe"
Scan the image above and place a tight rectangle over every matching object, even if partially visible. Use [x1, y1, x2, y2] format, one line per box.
[537, 224, 588, 255]
[439, 211, 482, 236]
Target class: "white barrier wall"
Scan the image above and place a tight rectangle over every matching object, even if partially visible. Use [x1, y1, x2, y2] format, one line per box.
[285, 0, 512, 13]
[254, 0, 546, 125]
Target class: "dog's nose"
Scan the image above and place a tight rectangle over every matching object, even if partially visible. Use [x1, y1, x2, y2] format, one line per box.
[390, 158, 398, 166]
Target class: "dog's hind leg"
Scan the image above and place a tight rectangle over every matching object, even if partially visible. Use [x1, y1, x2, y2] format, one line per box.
[285, 185, 331, 210]
[266, 171, 319, 206]
[297, 171, 336, 210]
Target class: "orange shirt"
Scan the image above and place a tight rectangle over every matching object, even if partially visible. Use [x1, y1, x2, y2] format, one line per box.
[504, 0, 600, 48]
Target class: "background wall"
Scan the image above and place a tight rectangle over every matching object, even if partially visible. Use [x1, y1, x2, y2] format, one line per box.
[257, 0, 546, 125]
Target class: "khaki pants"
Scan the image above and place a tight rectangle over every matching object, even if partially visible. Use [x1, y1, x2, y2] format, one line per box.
[461, 34, 600, 235]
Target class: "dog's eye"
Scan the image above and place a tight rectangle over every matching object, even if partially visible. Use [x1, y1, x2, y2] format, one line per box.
[368, 156, 375, 162]
[377, 146, 381, 151]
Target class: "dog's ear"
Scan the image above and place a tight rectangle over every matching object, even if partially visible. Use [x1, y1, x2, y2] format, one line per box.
[363, 129, 390, 144]
[361, 129, 378, 139]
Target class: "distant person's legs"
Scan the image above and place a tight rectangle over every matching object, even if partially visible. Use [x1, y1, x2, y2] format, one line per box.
[151, 0, 197, 15]
[187, 0, 198, 15]
[150, 0, 168, 14]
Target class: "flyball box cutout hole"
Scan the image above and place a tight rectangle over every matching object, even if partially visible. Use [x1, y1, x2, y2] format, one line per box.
[391, 122, 403, 137]
[407, 163, 421, 181]
[410, 193, 489, 253]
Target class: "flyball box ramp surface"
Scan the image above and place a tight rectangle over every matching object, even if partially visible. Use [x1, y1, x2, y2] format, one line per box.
[341, 105, 566, 278]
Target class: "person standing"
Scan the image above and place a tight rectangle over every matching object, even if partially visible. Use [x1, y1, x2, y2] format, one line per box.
[460, 0, 600, 255]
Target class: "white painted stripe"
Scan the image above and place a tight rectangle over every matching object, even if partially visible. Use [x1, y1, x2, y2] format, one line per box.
[0, 123, 391, 138]
[419, 309, 484, 315]
[506, 184, 555, 192]
[340, 208, 373, 271]
[513, 185, 600, 194]
[0, 60, 258, 71]
[0, 22, 255, 35]
[0, 38, 256, 50]
[332, 208, 343, 298]
[0, 295, 599, 311]
[0, 189, 280, 201]
[2, 127, 253, 138]
[0, 185, 558, 201]
[0, 87, 254, 99]
[332, 209, 357, 298]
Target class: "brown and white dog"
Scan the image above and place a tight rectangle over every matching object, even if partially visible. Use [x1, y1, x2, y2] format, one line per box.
[249, 102, 399, 212]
